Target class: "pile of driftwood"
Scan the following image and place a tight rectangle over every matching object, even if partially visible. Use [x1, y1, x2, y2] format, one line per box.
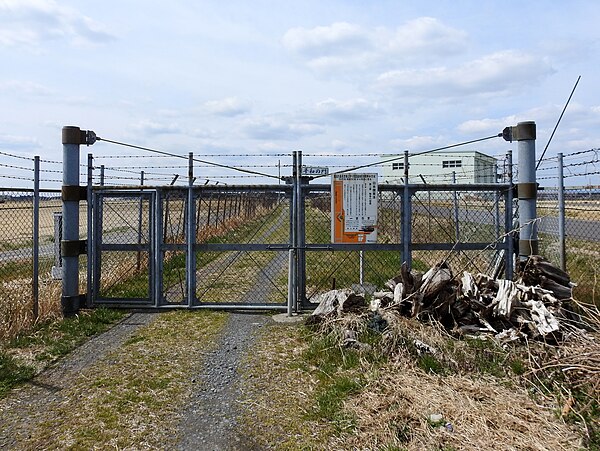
[309, 255, 580, 341]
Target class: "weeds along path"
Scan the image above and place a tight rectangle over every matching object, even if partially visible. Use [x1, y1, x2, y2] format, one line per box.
[0, 313, 156, 448]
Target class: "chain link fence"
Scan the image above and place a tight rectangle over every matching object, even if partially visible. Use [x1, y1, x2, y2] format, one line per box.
[539, 185, 600, 304]
[0, 189, 73, 339]
[303, 183, 512, 302]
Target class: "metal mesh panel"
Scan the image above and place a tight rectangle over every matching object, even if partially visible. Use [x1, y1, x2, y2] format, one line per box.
[539, 186, 600, 303]
[0, 189, 64, 338]
[196, 250, 288, 304]
[304, 185, 511, 301]
[191, 191, 289, 306]
[151, 188, 289, 306]
[96, 193, 152, 302]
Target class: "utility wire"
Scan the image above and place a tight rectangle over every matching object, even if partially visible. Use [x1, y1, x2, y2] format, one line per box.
[536, 75, 581, 169]
[96, 137, 280, 179]
[313, 133, 502, 179]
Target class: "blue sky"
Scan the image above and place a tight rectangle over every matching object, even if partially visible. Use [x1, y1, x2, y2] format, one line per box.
[0, 0, 599, 187]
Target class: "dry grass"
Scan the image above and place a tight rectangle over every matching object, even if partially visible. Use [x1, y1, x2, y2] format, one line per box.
[238, 309, 596, 450]
[0, 274, 63, 341]
[337, 362, 579, 450]
[11, 310, 228, 449]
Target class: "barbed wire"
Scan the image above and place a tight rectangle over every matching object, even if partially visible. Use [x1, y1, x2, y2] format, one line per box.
[313, 133, 503, 179]
[0, 150, 34, 161]
[0, 162, 34, 172]
[0, 174, 36, 181]
[96, 137, 280, 180]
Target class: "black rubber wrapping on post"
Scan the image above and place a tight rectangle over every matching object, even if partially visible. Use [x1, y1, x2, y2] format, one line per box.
[519, 239, 539, 256]
[62, 126, 85, 145]
[517, 182, 537, 199]
[61, 239, 87, 257]
[515, 122, 536, 141]
[61, 294, 86, 317]
[62, 185, 87, 202]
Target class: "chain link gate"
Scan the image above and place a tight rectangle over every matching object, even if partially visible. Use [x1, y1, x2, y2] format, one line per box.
[90, 185, 292, 310]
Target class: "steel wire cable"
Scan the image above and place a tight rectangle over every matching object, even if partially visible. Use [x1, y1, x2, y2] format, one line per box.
[96, 137, 280, 180]
[311, 134, 503, 179]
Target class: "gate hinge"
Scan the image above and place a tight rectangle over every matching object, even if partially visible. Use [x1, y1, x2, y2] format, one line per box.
[61, 239, 87, 257]
[62, 185, 88, 202]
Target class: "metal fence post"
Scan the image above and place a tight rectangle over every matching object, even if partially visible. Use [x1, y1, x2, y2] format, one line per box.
[100, 165, 105, 186]
[61, 126, 95, 316]
[452, 170, 460, 242]
[505, 150, 514, 279]
[32, 156, 40, 319]
[494, 162, 500, 239]
[136, 170, 145, 272]
[86, 153, 93, 308]
[297, 151, 307, 308]
[187, 152, 196, 307]
[515, 121, 537, 261]
[51, 212, 63, 279]
[557, 152, 566, 271]
[291, 151, 299, 312]
[402, 150, 412, 268]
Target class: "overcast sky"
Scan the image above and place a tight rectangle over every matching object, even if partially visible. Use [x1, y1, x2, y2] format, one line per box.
[0, 0, 599, 187]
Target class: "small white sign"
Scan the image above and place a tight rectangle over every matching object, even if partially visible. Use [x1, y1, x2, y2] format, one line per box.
[301, 165, 329, 176]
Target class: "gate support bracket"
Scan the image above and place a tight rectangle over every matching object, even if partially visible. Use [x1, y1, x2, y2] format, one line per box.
[61, 239, 87, 257]
[62, 185, 88, 202]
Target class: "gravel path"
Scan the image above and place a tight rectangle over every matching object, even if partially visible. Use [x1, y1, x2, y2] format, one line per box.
[176, 249, 288, 450]
[0, 313, 156, 448]
[176, 312, 269, 450]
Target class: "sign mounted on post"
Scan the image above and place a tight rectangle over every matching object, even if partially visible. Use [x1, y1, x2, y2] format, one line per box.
[301, 165, 329, 177]
[331, 173, 378, 243]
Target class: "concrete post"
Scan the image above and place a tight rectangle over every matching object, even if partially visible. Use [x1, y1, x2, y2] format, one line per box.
[61, 126, 95, 316]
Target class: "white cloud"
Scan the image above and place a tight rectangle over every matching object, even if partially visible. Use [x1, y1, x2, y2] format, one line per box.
[389, 135, 446, 152]
[283, 18, 467, 74]
[243, 117, 325, 140]
[203, 97, 251, 117]
[315, 98, 379, 121]
[0, 80, 54, 96]
[382, 17, 467, 57]
[0, 133, 41, 150]
[132, 120, 182, 136]
[282, 22, 370, 57]
[377, 50, 554, 98]
[457, 117, 518, 135]
[0, 0, 115, 47]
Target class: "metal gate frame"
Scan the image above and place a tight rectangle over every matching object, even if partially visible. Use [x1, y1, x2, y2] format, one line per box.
[90, 185, 293, 310]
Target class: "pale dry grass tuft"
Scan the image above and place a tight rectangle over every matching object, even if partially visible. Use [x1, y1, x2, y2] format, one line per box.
[336, 362, 580, 450]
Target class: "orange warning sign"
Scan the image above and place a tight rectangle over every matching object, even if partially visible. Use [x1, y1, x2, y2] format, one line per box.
[331, 173, 378, 243]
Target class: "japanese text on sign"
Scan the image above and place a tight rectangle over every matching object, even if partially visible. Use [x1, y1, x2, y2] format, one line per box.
[331, 173, 378, 243]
